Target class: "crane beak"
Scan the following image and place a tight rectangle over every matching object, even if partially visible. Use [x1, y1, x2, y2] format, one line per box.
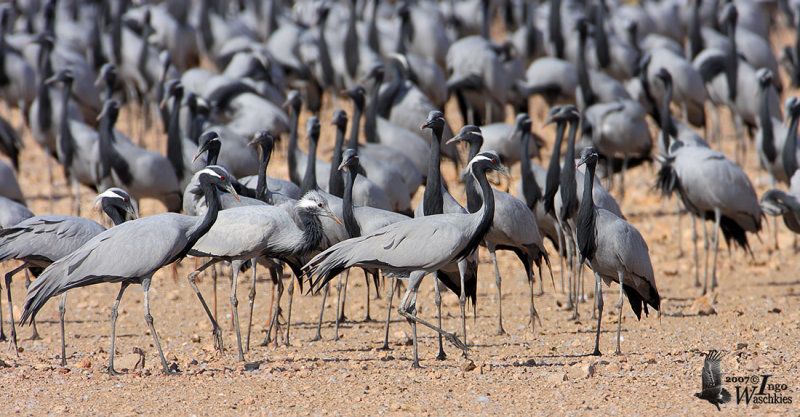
[125, 204, 139, 220]
[328, 213, 344, 226]
[226, 184, 240, 201]
[445, 136, 461, 145]
[498, 166, 511, 179]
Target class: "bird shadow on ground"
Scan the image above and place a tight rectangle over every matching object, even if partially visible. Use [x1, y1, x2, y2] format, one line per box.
[759, 280, 800, 286]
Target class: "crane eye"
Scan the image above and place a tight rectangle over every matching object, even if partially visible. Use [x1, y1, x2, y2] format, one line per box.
[220, 176, 225, 180]
[491, 158, 497, 163]
[123, 198, 128, 202]
[317, 203, 323, 207]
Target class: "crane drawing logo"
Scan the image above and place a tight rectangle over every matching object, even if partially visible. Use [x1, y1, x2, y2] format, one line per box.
[694, 350, 732, 411]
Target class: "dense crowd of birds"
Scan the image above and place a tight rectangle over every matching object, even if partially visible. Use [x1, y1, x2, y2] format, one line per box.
[0, 0, 797, 373]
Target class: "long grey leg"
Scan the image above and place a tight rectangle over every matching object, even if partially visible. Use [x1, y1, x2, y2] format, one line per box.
[5, 264, 27, 353]
[615, 271, 624, 355]
[433, 274, 446, 360]
[457, 259, 468, 348]
[364, 270, 372, 322]
[311, 283, 328, 341]
[556, 223, 565, 294]
[211, 263, 218, 322]
[379, 276, 396, 350]
[25, 269, 41, 341]
[702, 213, 710, 294]
[284, 275, 295, 347]
[490, 247, 505, 335]
[691, 214, 700, 287]
[72, 177, 81, 217]
[229, 261, 245, 362]
[245, 259, 257, 352]
[141, 277, 172, 374]
[58, 293, 67, 366]
[107, 282, 130, 375]
[262, 276, 283, 347]
[570, 228, 580, 320]
[527, 262, 539, 333]
[676, 199, 684, 258]
[187, 259, 224, 352]
[334, 271, 348, 341]
[0, 271, 5, 342]
[338, 271, 349, 323]
[592, 272, 603, 356]
[710, 208, 722, 292]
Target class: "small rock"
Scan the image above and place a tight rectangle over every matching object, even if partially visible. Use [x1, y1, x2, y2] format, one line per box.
[57, 367, 70, 374]
[191, 334, 201, 343]
[736, 343, 748, 350]
[475, 395, 490, 404]
[689, 295, 716, 315]
[0, 359, 10, 368]
[76, 357, 92, 369]
[461, 360, 476, 372]
[643, 354, 657, 364]
[768, 307, 782, 314]
[243, 362, 260, 371]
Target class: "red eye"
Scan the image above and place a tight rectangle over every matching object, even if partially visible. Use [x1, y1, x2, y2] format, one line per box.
[123, 198, 128, 202]
[318, 203, 322, 207]
[220, 176, 225, 180]
[491, 158, 497, 163]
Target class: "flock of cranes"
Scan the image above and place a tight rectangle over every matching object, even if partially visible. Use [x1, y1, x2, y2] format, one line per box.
[0, 0, 797, 373]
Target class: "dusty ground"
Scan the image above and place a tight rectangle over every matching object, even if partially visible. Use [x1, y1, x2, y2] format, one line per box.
[2, 29, 800, 417]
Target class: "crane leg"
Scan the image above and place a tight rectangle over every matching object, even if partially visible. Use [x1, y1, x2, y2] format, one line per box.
[676, 199, 684, 258]
[338, 271, 349, 323]
[615, 271, 624, 355]
[433, 274, 446, 360]
[691, 215, 700, 287]
[284, 275, 294, 347]
[397, 271, 467, 367]
[141, 277, 173, 374]
[710, 208, 722, 292]
[229, 261, 245, 362]
[311, 283, 328, 342]
[25, 270, 41, 341]
[211, 263, 218, 322]
[263, 277, 283, 348]
[556, 223, 565, 294]
[187, 260, 224, 352]
[0, 272, 5, 342]
[702, 214, 710, 294]
[58, 293, 67, 366]
[334, 271, 347, 341]
[592, 273, 603, 356]
[527, 263, 539, 333]
[378, 275, 395, 351]
[457, 259, 468, 349]
[72, 177, 81, 217]
[4, 263, 26, 353]
[570, 228, 580, 320]
[490, 248, 505, 335]
[364, 270, 373, 322]
[619, 156, 628, 201]
[107, 282, 130, 375]
[245, 259, 257, 353]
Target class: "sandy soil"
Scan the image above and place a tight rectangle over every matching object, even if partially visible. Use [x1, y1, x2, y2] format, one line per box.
[2, 28, 800, 417]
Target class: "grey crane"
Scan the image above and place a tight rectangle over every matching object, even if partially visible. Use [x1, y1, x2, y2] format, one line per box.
[186, 191, 341, 362]
[0, 188, 136, 362]
[761, 170, 800, 236]
[447, 126, 551, 335]
[304, 152, 508, 368]
[755, 70, 797, 186]
[415, 110, 478, 358]
[333, 148, 410, 344]
[575, 147, 660, 355]
[657, 139, 762, 294]
[95, 99, 182, 212]
[20, 168, 238, 374]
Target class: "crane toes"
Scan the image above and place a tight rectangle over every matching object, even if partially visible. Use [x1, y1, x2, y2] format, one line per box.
[212, 327, 224, 353]
[445, 332, 468, 351]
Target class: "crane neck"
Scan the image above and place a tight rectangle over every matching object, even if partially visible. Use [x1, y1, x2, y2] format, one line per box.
[180, 178, 223, 263]
[543, 120, 566, 215]
[464, 138, 483, 214]
[348, 98, 364, 149]
[302, 134, 319, 193]
[57, 80, 75, 174]
[296, 207, 326, 256]
[136, 28, 154, 87]
[366, 0, 380, 54]
[759, 83, 777, 162]
[688, 0, 703, 59]
[329, 122, 347, 198]
[166, 92, 185, 181]
[592, 3, 610, 68]
[423, 125, 444, 216]
[255, 142, 272, 203]
[341, 167, 361, 238]
[101, 200, 129, 226]
[576, 157, 597, 264]
[316, 13, 335, 87]
[548, 0, 564, 59]
[36, 43, 53, 132]
[365, 75, 382, 143]
[519, 129, 541, 209]
[660, 77, 676, 140]
[454, 163, 495, 260]
[577, 27, 596, 108]
[287, 103, 302, 186]
[724, 20, 738, 101]
[480, 0, 490, 40]
[344, 0, 359, 78]
[782, 109, 800, 178]
[559, 119, 579, 221]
